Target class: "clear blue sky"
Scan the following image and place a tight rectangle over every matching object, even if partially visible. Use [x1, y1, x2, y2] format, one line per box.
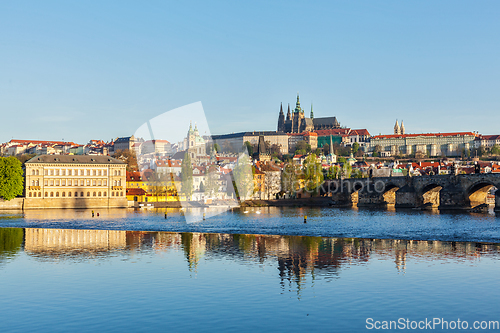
[1, 0, 499, 143]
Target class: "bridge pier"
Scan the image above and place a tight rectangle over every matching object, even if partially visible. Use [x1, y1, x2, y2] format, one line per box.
[395, 185, 419, 209]
[495, 192, 500, 212]
[438, 184, 470, 211]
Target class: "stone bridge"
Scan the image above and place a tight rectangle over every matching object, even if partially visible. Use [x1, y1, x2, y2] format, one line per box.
[323, 173, 500, 211]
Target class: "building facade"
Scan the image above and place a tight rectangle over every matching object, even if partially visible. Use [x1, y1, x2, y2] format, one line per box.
[212, 131, 289, 154]
[24, 155, 127, 209]
[367, 132, 478, 157]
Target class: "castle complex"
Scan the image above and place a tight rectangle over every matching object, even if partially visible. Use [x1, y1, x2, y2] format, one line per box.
[277, 94, 341, 134]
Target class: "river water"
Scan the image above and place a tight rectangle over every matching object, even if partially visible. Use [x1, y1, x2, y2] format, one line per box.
[0, 208, 499, 332]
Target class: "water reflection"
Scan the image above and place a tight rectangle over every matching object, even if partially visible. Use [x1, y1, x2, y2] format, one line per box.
[0, 228, 495, 292]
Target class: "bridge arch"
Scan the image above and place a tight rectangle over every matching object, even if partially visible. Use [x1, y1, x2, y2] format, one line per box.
[466, 181, 498, 208]
[419, 183, 443, 208]
[380, 183, 400, 205]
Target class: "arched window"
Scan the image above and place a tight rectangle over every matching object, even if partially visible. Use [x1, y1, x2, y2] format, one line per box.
[87, 192, 90, 197]
[98, 192, 101, 196]
[112, 192, 115, 197]
[121, 192, 124, 196]
[36, 170, 39, 175]
[68, 192, 71, 197]
[114, 180, 117, 186]
[75, 192, 78, 197]
[56, 192, 59, 197]
[32, 170, 35, 175]
[103, 191, 107, 196]
[62, 192, 65, 197]
[50, 192, 54, 197]
[45, 192, 48, 197]
[29, 192, 32, 197]
[114, 170, 117, 176]
[31, 180, 35, 186]
[38, 192, 41, 197]
[81, 192, 84, 197]
[93, 192, 96, 197]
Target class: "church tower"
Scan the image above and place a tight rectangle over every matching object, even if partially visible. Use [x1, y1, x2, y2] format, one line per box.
[310, 103, 314, 119]
[277, 103, 285, 132]
[394, 120, 401, 135]
[400, 120, 405, 135]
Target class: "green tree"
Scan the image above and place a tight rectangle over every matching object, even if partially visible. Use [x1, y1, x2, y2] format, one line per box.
[213, 143, 221, 153]
[491, 145, 500, 156]
[324, 165, 340, 180]
[323, 143, 330, 155]
[0, 157, 24, 201]
[204, 165, 219, 197]
[314, 148, 322, 156]
[282, 163, 300, 194]
[295, 140, 311, 154]
[302, 154, 324, 194]
[233, 153, 254, 200]
[244, 141, 253, 155]
[352, 142, 360, 154]
[181, 152, 193, 200]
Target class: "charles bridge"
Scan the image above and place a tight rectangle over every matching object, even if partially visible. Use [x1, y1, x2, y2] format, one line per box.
[324, 173, 500, 211]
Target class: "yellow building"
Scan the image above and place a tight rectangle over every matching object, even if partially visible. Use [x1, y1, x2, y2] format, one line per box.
[25, 155, 127, 209]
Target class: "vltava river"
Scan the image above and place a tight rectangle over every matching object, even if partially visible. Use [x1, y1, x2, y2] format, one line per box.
[0, 208, 499, 332]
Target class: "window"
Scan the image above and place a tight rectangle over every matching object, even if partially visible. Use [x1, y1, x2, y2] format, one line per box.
[55, 170, 59, 176]
[75, 192, 78, 197]
[80, 180, 84, 186]
[68, 192, 71, 197]
[93, 170, 96, 176]
[121, 192, 123, 196]
[87, 169, 91, 176]
[98, 192, 101, 196]
[104, 180, 107, 186]
[68, 169, 72, 176]
[114, 180, 117, 186]
[103, 192, 107, 196]
[68, 180, 72, 186]
[87, 192, 90, 197]
[62, 180, 66, 186]
[62, 192, 65, 197]
[118, 170, 121, 176]
[87, 180, 90, 186]
[114, 170, 117, 176]
[98, 180, 102, 186]
[112, 192, 114, 196]
[31, 180, 35, 186]
[50, 192, 54, 197]
[61, 170, 65, 176]
[98, 170, 102, 176]
[29, 192, 32, 197]
[45, 192, 48, 197]
[38, 192, 41, 197]
[50, 180, 54, 186]
[56, 180, 60, 186]
[56, 192, 59, 197]
[32, 170, 35, 175]
[103, 170, 107, 176]
[93, 192, 96, 197]
[81, 192, 84, 197]
[92, 180, 96, 186]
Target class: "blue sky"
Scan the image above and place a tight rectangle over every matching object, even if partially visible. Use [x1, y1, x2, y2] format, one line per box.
[1, 1, 499, 143]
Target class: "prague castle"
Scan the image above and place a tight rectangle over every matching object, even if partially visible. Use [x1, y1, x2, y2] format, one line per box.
[277, 94, 341, 134]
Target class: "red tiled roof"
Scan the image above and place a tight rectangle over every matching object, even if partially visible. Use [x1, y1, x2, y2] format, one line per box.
[479, 135, 500, 141]
[372, 132, 477, 139]
[350, 129, 371, 136]
[127, 171, 142, 181]
[314, 129, 351, 137]
[9, 139, 78, 146]
[126, 188, 146, 196]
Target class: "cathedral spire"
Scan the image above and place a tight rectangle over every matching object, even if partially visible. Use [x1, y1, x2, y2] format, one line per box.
[394, 120, 400, 135]
[310, 103, 314, 119]
[286, 103, 291, 121]
[400, 120, 405, 135]
[294, 93, 302, 113]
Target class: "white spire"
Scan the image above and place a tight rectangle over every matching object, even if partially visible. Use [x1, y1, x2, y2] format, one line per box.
[394, 120, 401, 135]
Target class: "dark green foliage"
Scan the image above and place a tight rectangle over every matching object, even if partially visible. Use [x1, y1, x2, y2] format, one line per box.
[0, 157, 24, 201]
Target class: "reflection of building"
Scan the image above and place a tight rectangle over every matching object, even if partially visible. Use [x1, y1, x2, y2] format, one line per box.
[24, 228, 126, 255]
[25, 155, 127, 209]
